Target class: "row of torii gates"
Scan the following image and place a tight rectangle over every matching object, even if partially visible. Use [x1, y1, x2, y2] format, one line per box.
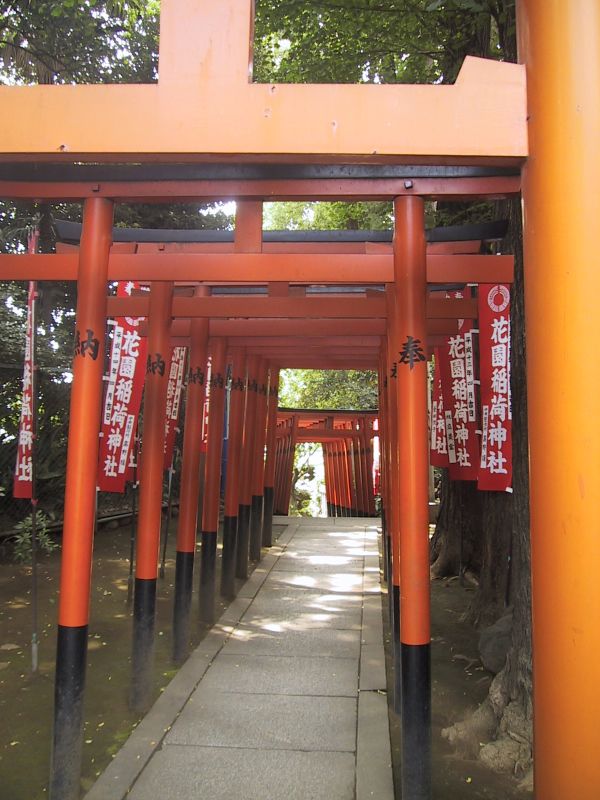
[0, 1, 598, 798]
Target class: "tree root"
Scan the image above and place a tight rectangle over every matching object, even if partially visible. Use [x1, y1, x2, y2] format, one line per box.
[441, 672, 533, 778]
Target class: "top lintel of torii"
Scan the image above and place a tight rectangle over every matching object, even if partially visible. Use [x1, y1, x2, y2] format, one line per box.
[0, 0, 528, 165]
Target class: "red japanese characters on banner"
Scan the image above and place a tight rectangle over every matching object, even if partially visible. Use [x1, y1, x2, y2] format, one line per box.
[163, 346, 187, 469]
[430, 348, 449, 468]
[438, 293, 479, 481]
[97, 282, 147, 493]
[13, 281, 36, 498]
[478, 284, 512, 491]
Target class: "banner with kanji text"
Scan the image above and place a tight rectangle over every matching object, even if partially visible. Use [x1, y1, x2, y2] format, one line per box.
[438, 295, 479, 481]
[478, 284, 512, 491]
[163, 346, 187, 469]
[97, 282, 147, 493]
[13, 281, 36, 498]
[430, 348, 449, 468]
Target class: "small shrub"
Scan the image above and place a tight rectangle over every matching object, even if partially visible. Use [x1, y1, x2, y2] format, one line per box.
[12, 510, 59, 563]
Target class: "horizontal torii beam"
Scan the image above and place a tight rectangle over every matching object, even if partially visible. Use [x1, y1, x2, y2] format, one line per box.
[0, 175, 521, 202]
[143, 317, 458, 338]
[0, 0, 526, 163]
[278, 408, 377, 417]
[105, 294, 477, 320]
[0, 252, 514, 285]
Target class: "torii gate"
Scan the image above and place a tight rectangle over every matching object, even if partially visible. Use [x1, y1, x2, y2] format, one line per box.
[0, 2, 598, 799]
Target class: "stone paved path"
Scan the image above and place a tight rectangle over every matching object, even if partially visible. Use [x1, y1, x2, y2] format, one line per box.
[86, 517, 393, 800]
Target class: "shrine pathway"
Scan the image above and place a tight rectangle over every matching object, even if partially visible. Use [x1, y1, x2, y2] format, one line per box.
[85, 517, 393, 800]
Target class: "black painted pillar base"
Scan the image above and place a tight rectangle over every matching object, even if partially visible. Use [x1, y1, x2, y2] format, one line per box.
[199, 532, 217, 625]
[50, 625, 88, 800]
[172, 551, 194, 664]
[249, 494, 264, 562]
[220, 515, 238, 599]
[262, 487, 274, 547]
[130, 578, 157, 713]
[381, 516, 389, 583]
[235, 504, 251, 579]
[392, 584, 402, 715]
[401, 643, 432, 800]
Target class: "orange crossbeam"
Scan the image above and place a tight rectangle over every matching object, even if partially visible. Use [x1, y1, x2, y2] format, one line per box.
[0, 252, 514, 285]
[143, 317, 458, 338]
[104, 294, 477, 320]
[0, 176, 521, 202]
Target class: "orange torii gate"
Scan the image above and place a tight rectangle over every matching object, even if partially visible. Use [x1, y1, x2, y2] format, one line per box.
[274, 409, 378, 518]
[0, 1, 598, 799]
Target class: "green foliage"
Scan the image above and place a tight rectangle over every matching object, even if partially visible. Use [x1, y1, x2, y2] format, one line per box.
[280, 369, 378, 411]
[264, 201, 392, 231]
[0, 1, 157, 84]
[253, 0, 509, 86]
[289, 443, 320, 516]
[12, 510, 59, 563]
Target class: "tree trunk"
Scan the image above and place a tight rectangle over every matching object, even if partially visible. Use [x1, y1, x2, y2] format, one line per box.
[430, 473, 483, 579]
[443, 198, 533, 785]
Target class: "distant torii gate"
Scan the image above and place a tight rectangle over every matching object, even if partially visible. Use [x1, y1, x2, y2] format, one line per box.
[0, 2, 598, 799]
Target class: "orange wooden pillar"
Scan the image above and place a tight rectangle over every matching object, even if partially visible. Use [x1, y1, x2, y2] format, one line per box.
[377, 352, 391, 578]
[172, 293, 209, 663]
[518, 3, 600, 797]
[236, 354, 259, 576]
[394, 195, 430, 798]
[360, 419, 375, 516]
[322, 443, 333, 517]
[262, 366, 279, 545]
[345, 436, 358, 516]
[273, 430, 284, 515]
[386, 291, 403, 715]
[340, 439, 352, 516]
[198, 337, 227, 624]
[333, 440, 344, 516]
[130, 281, 173, 712]
[352, 430, 365, 516]
[282, 415, 298, 514]
[221, 348, 245, 598]
[49, 198, 113, 800]
[328, 442, 339, 516]
[249, 359, 269, 561]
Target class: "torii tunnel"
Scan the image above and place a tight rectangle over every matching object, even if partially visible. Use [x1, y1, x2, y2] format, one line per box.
[1, 1, 599, 798]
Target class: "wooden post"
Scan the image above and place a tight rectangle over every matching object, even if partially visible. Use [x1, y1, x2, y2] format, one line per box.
[131, 281, 173, 712]
[50, 198, 113, 800]
[518, 2, 600, 796]
[236, 354, 259, 575]
[198, 337, 227, 624]
[173, 290, 209, 663]
[262, 366, 279, 545]
[249, 359, 269, 561]
[394, 195, 430, 799]
[221, 348, 245, 597]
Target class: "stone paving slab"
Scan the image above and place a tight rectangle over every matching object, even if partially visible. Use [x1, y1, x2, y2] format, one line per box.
[222, 623, 361, 658]
[273, 554, 364, 572]
[126, 747, 357, 800]
[241, 604, 362, 631]
[200, 652, 358, 696]
[265, 568, 367, 594]
[166, 689, 357, 751]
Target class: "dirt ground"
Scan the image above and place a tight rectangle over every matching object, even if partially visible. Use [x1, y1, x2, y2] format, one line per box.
[0, 518, 531, 800]
[0, 516, 258, 800]
[383, 576, 532, 799]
